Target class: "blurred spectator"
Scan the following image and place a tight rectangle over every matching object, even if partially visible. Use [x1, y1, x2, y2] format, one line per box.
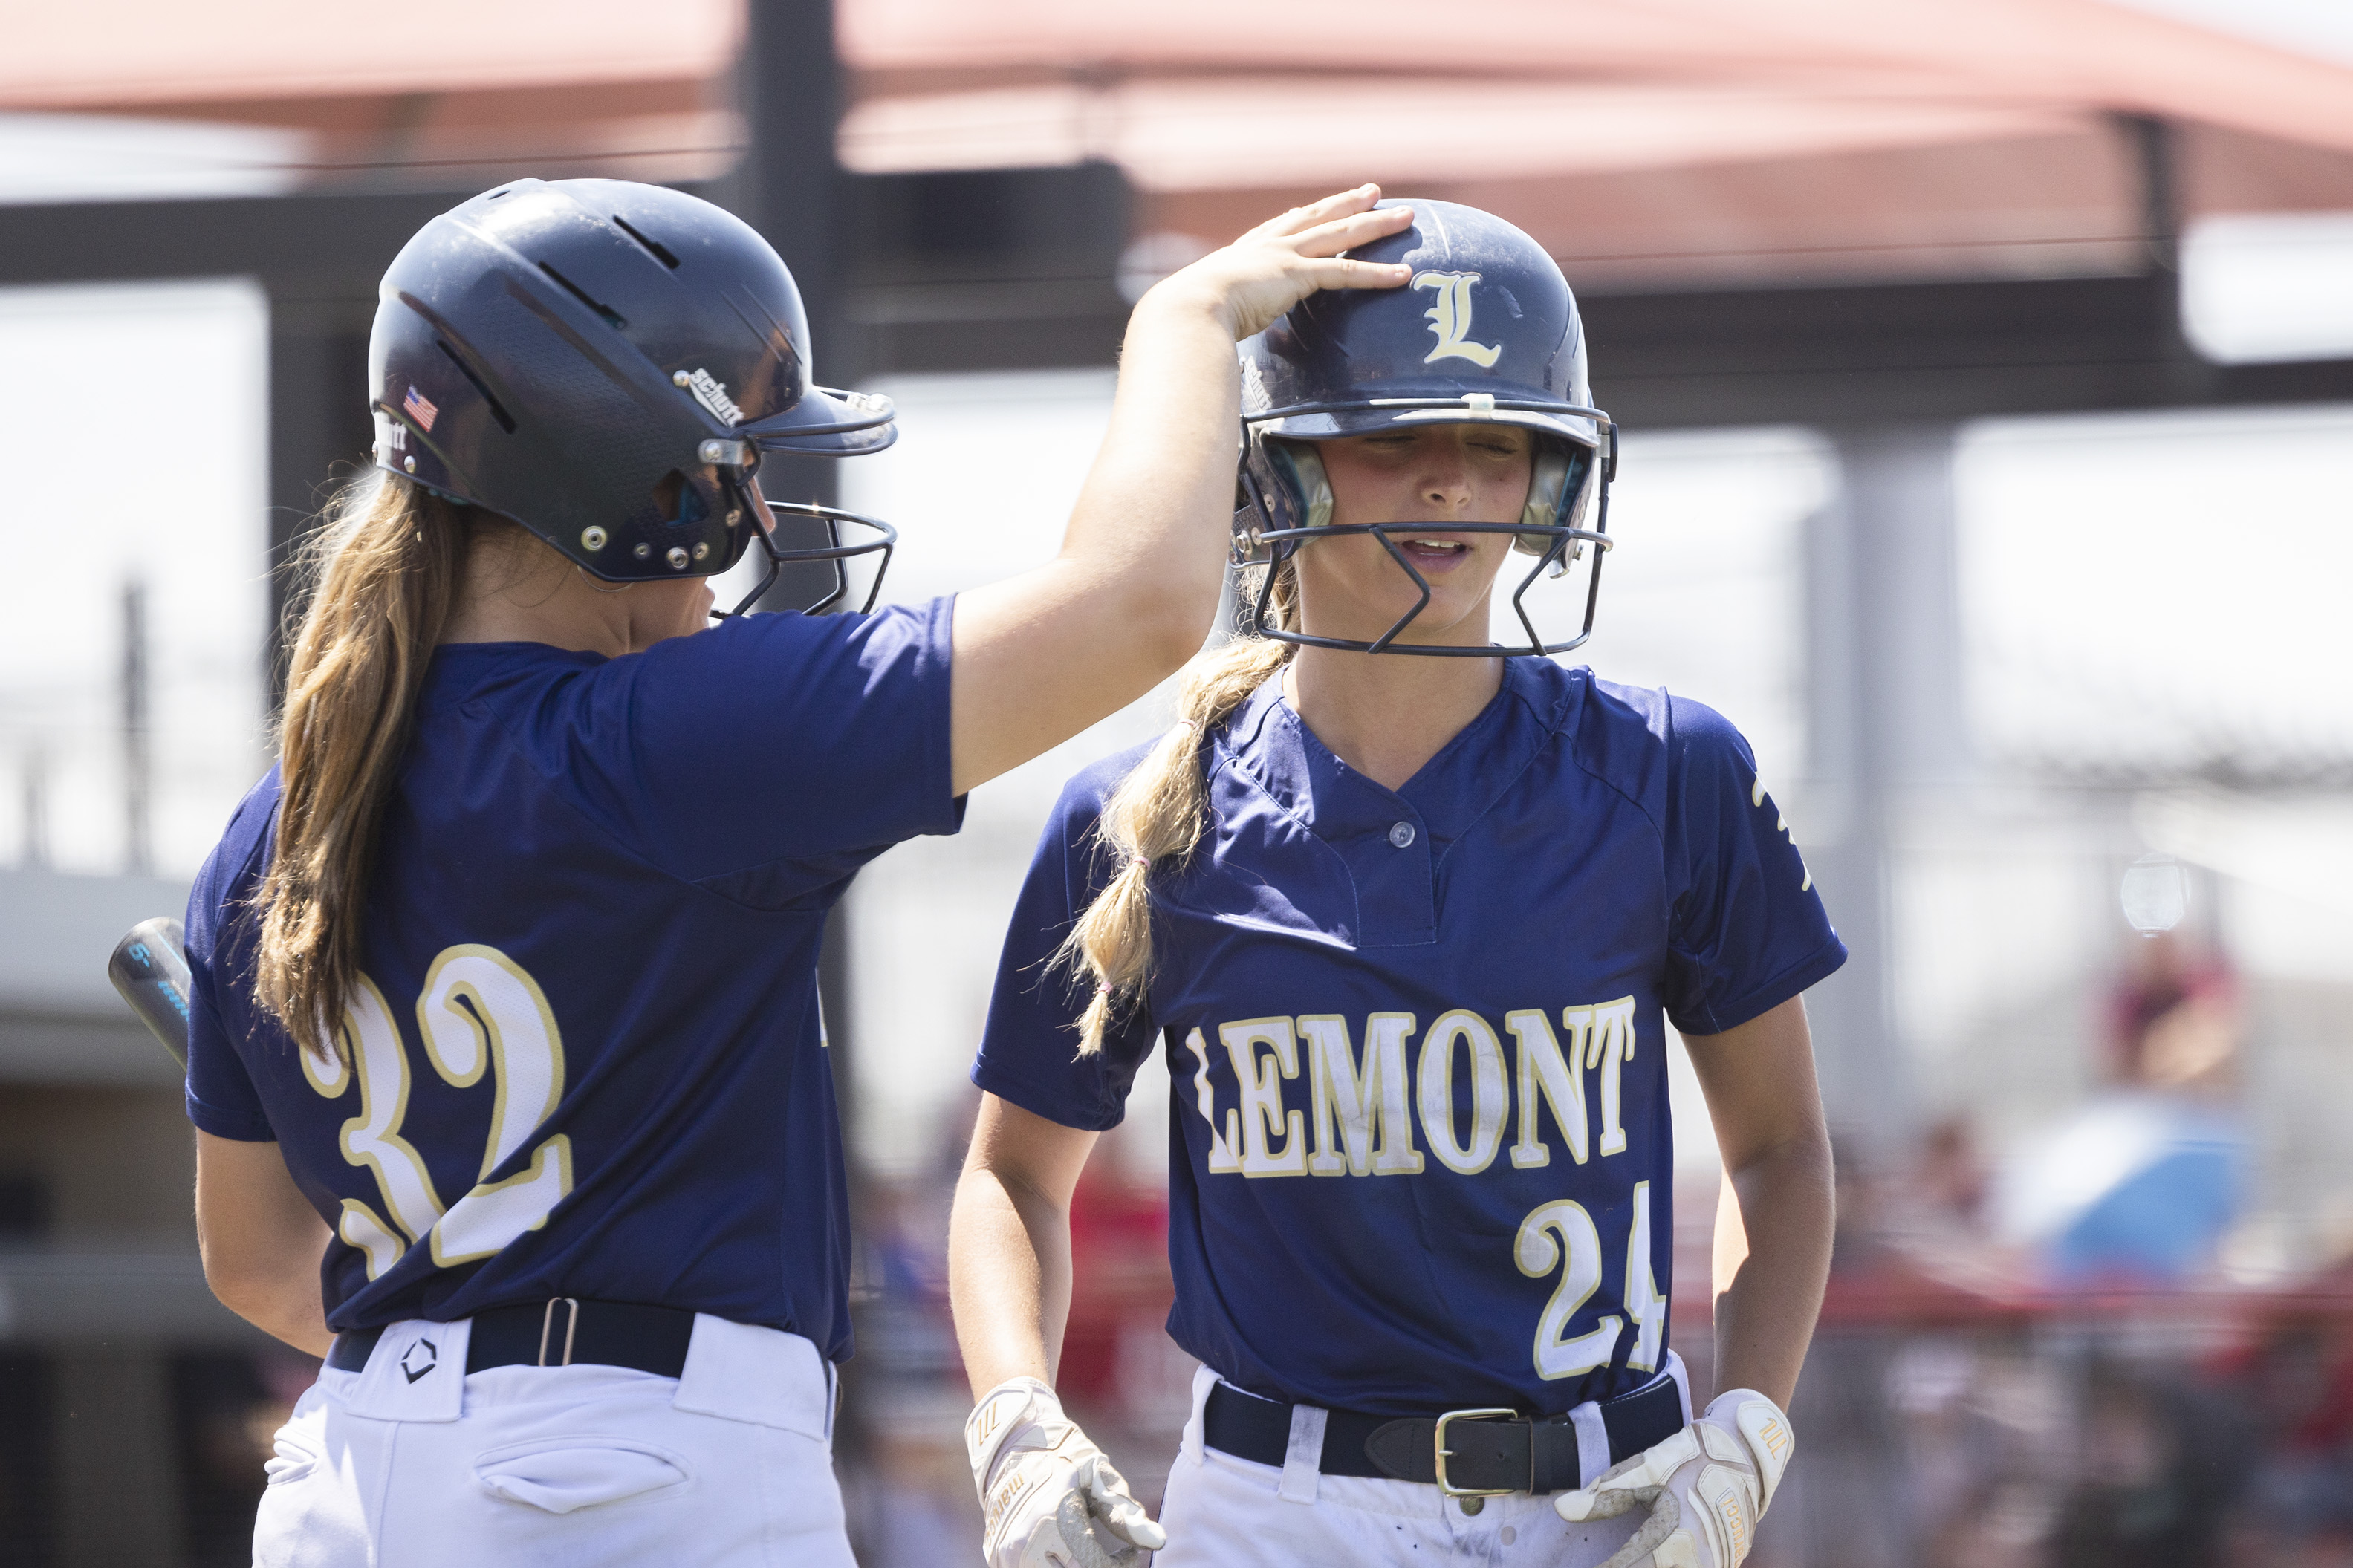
[1998, 934, 2248, 1287]
[2108, 932, 2238, 1094]
[1056, 1167, 1173, 1413]
[838, 1102, 976, 1568]
[2211, 1281, 2353, 1561]
[1056, 1163, 1190, 1513]
[1914, 1114, 1993, 1237]
[1757, 1148, 1918, 1568]
[2045, 1361, 2244, 1568]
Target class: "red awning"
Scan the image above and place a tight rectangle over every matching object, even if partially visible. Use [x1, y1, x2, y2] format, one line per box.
[7, 0, 2351, 287]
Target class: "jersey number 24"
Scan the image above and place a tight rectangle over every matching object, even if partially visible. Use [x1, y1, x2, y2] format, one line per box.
[1516, 1180, 1667, 1381]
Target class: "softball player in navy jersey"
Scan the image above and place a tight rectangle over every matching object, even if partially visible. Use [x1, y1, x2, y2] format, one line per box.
[950, 202, 1841, 1568]
[182, 178, 1419, 1567]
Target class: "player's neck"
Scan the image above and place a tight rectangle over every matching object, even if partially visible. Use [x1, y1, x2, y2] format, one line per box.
[1284, 644, 1504, 793]
[439, 533, 709, 656]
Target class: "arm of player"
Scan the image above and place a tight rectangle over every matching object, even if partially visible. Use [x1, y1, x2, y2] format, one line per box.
[950, 1094, 1163, 1567]
[946, 187, 1415, 796]
[1684, 994, 1834, 1413]
[950, 1095, 1095, 1393]
[195, 1130, 334, 1358]
[1555, 998, 1831, 1568]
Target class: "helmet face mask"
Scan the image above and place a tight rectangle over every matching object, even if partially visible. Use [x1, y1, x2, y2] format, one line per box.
[1233, 199, 1617, 657]
[367, 178, 897, 614]
[721, 490, 898, 620]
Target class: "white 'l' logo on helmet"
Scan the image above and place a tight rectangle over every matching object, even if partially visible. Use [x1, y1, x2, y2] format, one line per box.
[1412, 271, 1502, 368]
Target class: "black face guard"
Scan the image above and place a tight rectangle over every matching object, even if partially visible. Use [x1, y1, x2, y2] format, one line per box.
[1235, 403, 1618, 657]
[708, 466, 897, 620]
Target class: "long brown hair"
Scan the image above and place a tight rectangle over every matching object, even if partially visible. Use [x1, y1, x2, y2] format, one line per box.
[1055, 562, 1299, 1053]
[254, 472, 481, 1058]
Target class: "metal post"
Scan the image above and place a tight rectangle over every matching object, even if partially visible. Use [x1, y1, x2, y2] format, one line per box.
[2113, 111, 2210, 405]
[19, 751, 48, 869]
[734, 0, 853, 541]
[120, 581, 151, 875]
[1801, 426, 1970, 1160]
[2115, 111, 2181, 278]
[732, 7, 880, 1500]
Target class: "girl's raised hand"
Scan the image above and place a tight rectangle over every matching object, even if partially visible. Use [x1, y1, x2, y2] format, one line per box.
[1145, 185, 1416, 341]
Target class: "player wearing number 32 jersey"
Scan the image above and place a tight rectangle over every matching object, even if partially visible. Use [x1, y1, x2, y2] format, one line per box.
[951, 204, 1842, 1568]
[180, 178, 1426, 1567]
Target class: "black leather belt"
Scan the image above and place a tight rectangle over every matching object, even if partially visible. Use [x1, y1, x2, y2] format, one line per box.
[1203, 1375, 1684, 1495]
[327, 1299, 697, 1379]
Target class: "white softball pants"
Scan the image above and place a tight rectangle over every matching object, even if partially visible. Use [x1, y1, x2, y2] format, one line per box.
[1154, 1362, 1689, 1567]
[253, 1312, 853, 1568]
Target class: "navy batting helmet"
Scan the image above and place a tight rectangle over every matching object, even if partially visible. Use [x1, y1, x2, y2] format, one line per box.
[1235, 198, 1616, 656]
[367, 178, 895, 616]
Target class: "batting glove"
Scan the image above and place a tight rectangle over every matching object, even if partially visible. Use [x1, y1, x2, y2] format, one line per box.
[1554, 1389, 1794, 1568]
[966, 1376, 1167, 1568]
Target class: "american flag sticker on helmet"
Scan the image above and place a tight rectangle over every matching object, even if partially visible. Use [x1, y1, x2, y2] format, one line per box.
[403, 386, 439, 432]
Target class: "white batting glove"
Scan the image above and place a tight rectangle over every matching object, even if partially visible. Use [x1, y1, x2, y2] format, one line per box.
[966, 1376, 1167, 1568]
[1554, 1390, 1794, 1568]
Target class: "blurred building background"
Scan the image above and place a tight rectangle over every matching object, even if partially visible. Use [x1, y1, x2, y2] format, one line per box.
[4, 0, 2353, 1561]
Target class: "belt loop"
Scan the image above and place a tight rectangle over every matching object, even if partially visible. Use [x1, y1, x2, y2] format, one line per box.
[1279, 1402, 1327, 1505]
[539, 1298, 581, 1367]
[1570, 1399, 1610, 1486]
[1664, 1350, 1693, 1425]
[1181, 1367, 1218, 1468]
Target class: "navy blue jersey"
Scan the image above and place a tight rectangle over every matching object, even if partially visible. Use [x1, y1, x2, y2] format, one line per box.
[184, 601, 961, 1356]
[973, 659, 1842, 1416]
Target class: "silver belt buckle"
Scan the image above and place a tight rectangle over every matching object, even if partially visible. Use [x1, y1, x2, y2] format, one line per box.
[538, 1297, 581, 1367]
[1433, 1406, 1519, 1497]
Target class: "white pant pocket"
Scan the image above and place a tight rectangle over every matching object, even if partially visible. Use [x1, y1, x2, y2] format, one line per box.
[472, 1438, 691, 1515]
[263, 1428, 322, 1488]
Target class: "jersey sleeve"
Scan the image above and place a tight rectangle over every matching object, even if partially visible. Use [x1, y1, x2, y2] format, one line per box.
[1660, 697, 1846, 1037]
[571, 596, 964, 883]
[181, 804, 278, 1143]
[970, 755, 1161, 1131]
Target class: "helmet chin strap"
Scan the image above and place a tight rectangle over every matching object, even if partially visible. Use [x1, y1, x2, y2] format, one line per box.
[575, 567, 637, 596]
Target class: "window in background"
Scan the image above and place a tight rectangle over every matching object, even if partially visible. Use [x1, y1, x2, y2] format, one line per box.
[0, 280, 270, 876]
[1956, 403, 2353, 784]
[2182, 213, 2353, 365]
[0, 114, 302, 205]
[1579, 426, 1820, 790]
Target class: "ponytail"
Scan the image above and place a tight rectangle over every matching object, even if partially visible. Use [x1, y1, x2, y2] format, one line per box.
[1056, 562, 1298, 1054]
[254, 472, 481, 1058]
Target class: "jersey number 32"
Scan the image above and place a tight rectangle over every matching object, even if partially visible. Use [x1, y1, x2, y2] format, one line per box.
[299, 944, 572, 1279]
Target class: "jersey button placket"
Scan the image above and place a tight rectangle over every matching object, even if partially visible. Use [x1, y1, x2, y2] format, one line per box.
[1387, 820, 1417, 848]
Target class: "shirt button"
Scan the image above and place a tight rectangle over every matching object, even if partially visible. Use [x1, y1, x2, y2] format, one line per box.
[1387, 821, 1417, 848]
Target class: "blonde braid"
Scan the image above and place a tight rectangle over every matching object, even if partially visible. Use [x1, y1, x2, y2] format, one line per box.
[1057, 565, 1298, 1054]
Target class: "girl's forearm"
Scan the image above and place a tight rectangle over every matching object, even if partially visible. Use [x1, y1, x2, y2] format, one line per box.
[1707, 1131, 1834, 1411]
[949, 1164, 1076, 1396]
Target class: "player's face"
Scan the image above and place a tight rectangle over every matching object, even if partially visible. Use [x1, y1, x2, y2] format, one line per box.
[1298, 423, 1531, 648]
